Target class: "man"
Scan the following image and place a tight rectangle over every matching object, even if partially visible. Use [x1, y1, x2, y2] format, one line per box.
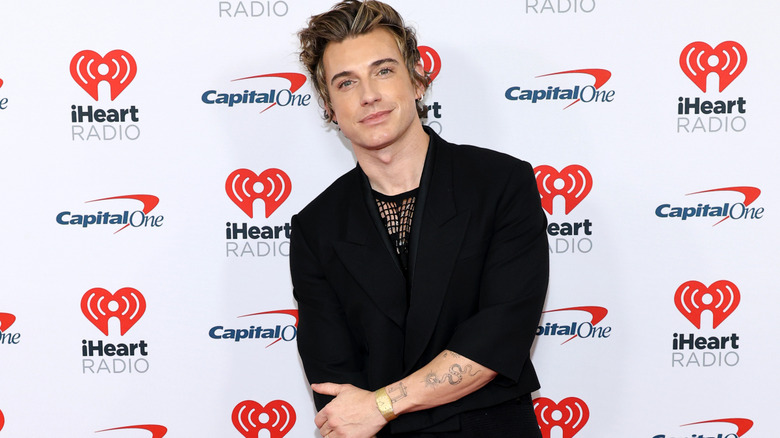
[290, 1, 549, 437]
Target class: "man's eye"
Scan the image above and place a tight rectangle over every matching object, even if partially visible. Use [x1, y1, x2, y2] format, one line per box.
[378, 68, 393, 75]
[338, 79, 354, 89]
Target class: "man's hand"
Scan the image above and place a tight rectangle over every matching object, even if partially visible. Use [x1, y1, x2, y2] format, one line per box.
[312, 383, 387, 438]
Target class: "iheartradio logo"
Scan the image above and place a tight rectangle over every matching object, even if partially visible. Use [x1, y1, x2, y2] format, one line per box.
[70, 50, 137, 101]
[226, 169, 292, 218]
[534, 165, 592, 215]
[680, 41, 747, 93]
[418, 45, 441, 82]
[675, 280, 740, 329]
[96, 425, 167, 437]
[232, 400, 296, 438]
[0, 408, 4, 431]
[81, 288, 146, 336]
[0, 312, 16, 332]
[534, 397, 589, 438]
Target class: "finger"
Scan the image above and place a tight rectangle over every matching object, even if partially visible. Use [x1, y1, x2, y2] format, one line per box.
[314, 410, 327, 428]
[311, 382, 342, 396]
[319, 421, 331, 437]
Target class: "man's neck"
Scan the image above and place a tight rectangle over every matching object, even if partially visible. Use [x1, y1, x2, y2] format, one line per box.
[354, 124, 429, 196]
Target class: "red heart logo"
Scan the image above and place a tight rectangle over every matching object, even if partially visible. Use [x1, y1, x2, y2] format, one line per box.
[70, 50, 137, 100]
[226, 169, 292, 218]
[0, 408, 5, 431]
[534, 165, 593, 215]
[534, 397, 589, 438]
[680, 41, 747, 92]
[675, 280, 740, 329]
[81, 288, 146, 336]
[0, 313, 16, 332]
[418, 46, 441, 82]
[232, 400, 296, 438]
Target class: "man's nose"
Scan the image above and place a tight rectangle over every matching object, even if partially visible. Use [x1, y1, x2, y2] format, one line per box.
[360, 79, 381, 106]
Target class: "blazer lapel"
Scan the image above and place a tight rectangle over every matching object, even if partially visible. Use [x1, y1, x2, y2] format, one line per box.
[333, 172, 408, 329]
[404, 137, 470, 371]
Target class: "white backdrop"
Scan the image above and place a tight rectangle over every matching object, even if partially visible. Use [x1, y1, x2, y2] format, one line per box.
[1, 1, 778, 437]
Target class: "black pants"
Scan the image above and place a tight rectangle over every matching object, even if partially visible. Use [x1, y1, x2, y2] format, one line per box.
[391, 394, 543, 438]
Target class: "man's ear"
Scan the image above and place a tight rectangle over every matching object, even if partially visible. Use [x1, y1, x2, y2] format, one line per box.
[414, 61, 427, 100]
[325, 103, 338, 124]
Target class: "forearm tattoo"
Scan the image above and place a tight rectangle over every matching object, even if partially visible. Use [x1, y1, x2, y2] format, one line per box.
[423, 363, 481, 388]
[387, 382, 408, 403]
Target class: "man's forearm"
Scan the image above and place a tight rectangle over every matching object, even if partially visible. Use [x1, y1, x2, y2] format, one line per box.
[384, 350, 497, 416]
[311, 351, 497, 437]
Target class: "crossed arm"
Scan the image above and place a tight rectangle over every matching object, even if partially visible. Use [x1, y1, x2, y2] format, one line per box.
[313, 350, 497, 438]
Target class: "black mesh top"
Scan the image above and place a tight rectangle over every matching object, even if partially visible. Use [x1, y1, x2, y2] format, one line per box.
[373, 187, 419, 275]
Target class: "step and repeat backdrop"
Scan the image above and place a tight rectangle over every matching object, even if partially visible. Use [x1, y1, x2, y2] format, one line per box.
[1, 1, 778, 437]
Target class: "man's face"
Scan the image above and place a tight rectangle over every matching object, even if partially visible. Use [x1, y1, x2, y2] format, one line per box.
[322, 28, 423, 153]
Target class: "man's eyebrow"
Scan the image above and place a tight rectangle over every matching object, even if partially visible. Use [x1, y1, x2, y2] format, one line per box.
[371, 58, 399, 68]
[329, 58, 400, 86]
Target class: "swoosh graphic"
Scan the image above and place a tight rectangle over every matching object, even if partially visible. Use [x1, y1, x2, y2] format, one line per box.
[232, 73, 307, 113]
[0, 312, 16, 332]
[681, 418, 753, 436]
[686, 186, 761, 226]
[96, 424, 168, 437]
[238, 309, 299, 348]
[542, 306, 608, 344]
[86, 194, 160, 233]
[536, 68, 612, 109]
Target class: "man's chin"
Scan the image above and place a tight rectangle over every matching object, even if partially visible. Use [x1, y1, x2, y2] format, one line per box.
[352, 141, 393, 153]
[348, 133, 397, 152]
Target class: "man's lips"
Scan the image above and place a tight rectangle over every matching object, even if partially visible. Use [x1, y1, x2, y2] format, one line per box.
[360, 109, 392, 123]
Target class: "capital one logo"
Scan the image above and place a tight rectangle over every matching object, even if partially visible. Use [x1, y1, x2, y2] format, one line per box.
[0, 312, 15, 333]
[534, 165, 592, 215]
[680, 41, 746, 93]
[534, 397, 589, 438]
[201, 73, 310, 113]
[655, 186, 763, 226]
[226, 169, 292, 218]
[55, 194, 162, 233]
[96, 425, 167, 437]
[675, 280, 739, 329]
[81, 288, 146, 336]
[70, 50, 137, 100]
[505, 69, 613, 109]
[232, 400, 295, 438]
[418, 46, 441, 82]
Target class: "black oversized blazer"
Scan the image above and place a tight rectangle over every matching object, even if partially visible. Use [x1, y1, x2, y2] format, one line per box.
[290, 128, 549, 434]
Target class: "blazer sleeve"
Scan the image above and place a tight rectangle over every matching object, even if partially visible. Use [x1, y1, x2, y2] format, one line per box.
[445, 160, 549, 383]
[289, 214, 368, 411]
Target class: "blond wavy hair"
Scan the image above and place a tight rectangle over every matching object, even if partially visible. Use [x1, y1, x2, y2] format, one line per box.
[298, 0, 430, 122]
